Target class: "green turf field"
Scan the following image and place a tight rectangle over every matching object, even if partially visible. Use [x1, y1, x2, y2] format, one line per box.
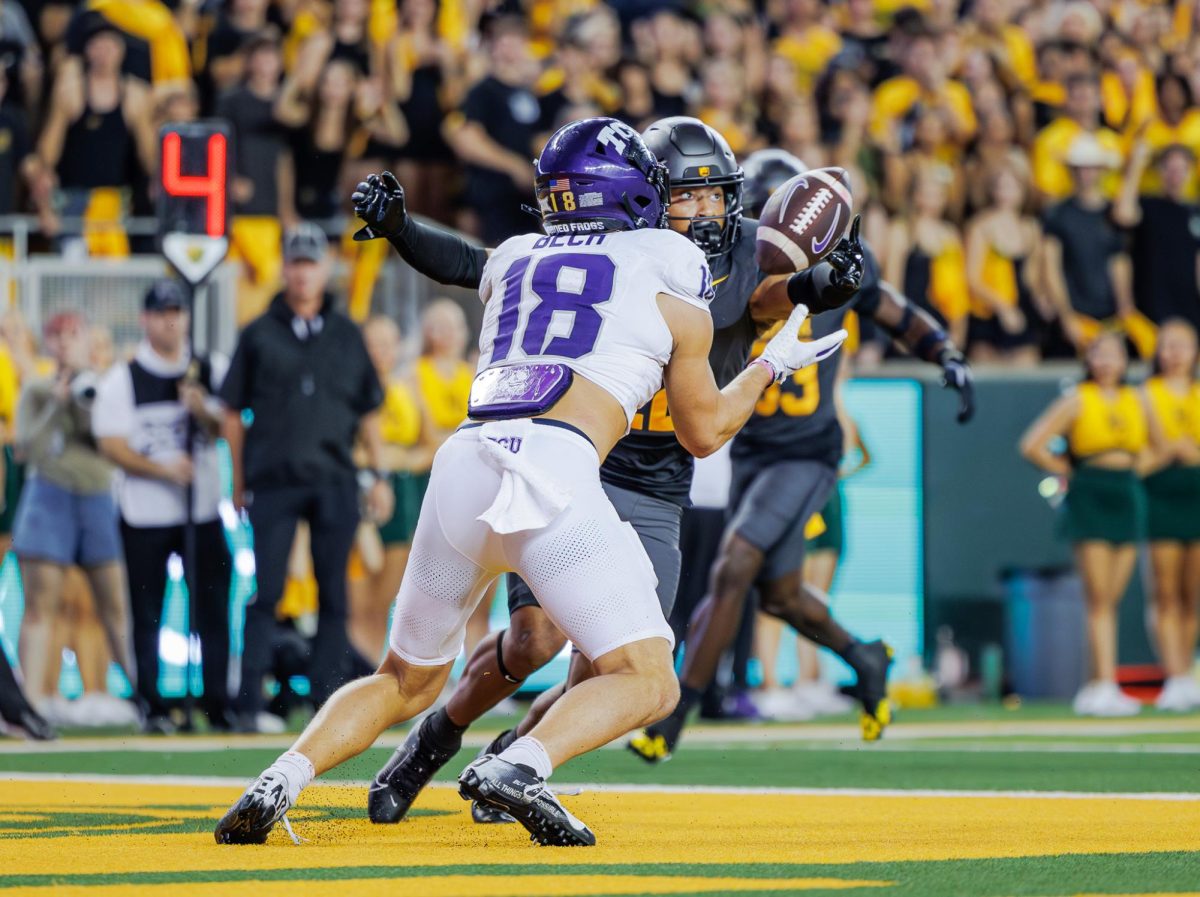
[2, 703, 1198, 897]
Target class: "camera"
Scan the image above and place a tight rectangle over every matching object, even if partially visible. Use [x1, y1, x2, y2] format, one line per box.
[70, 371, 98, 407]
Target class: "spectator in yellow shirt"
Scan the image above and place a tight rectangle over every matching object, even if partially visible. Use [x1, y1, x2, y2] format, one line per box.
[1135, 73, 1200, 198]
[1032, 73, 1126, 203]
[870, 29, 977, 153]
[964, 0, 1036, 90]
[772, 0, 843, 94]
[1101, 46, 1157, 132]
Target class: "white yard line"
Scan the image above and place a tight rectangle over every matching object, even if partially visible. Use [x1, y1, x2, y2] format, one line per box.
[2, 771, 1198, 802]
[677, 740, 1200, 754]
[2, 716, 1198, 754]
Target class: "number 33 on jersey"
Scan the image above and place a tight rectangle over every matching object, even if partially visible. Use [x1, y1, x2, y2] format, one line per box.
[752, 318, 820, 418]
[477, 228, 714, 424]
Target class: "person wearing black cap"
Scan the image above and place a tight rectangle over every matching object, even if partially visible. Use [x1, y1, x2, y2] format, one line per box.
[219, 224, 392, 733]
[93, 279, 232, 733]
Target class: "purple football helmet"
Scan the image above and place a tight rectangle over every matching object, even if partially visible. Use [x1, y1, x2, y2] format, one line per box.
[535, 117, 670, 234]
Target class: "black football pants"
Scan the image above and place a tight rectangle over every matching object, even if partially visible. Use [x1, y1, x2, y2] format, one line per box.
[121, 518, 232, 722]
[236, 482, 359, 718]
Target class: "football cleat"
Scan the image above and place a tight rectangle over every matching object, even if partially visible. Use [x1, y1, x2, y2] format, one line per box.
[853, 640, 894, 742]
[471, 798, 517, 824]
[7, 707, 56, 741]
[627, 728, 673, 764]
[214, 770, 298, 845]
[458, 755, 595, 847]
[368, 714, 460, 824]
[471, 732, 515, 825]
[628, 709, 687, 764]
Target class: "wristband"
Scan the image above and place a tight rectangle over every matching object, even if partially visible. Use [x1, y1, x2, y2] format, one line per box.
[750, 357, 781, 383]
[914, 329, 949, 363]
[882, 303, 914, 339]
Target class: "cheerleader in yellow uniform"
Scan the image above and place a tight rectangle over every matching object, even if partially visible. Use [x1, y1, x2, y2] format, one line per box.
[1142, 319, 1200, 711]
[1021, 332, 1150, 716]
[348, 317, 435, 665]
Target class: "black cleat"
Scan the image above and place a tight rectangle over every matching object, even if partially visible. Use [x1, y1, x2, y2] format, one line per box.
[850, 640, 894, 741]
[368, 715, 460, 824]
[214, 770, 296, 845]
[2, 706, 56, 741]
[458, 755, 594, 846]
[470, 732, 515, 824]
[471, 798, 517, 824]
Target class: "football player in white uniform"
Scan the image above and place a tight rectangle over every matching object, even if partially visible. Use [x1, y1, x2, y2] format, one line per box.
[214, 118, 848, 848]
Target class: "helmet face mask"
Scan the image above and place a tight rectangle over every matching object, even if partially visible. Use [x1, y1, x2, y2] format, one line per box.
[667, 182, 742, 257]
[534, 118, 670, 235]
[641, 116, 744, 258]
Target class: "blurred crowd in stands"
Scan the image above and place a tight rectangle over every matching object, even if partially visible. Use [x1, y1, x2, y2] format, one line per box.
[0, 0, 1198, 355]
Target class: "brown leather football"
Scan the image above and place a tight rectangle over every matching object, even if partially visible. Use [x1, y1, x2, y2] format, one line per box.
[754, 167, 854, 274]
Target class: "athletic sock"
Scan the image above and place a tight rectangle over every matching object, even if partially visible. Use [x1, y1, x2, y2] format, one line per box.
[267, 750, 315, 805]
[425, 707, 469, 752]
[498, 735, 553, 780]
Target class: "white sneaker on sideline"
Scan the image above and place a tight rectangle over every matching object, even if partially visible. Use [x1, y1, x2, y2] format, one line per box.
[1180, 672, 1200, 709]
[756, 688, 815, 722]
[1155, 676, 1195, 712]
[71, 694, 115, 727]
[1072, 681, 1100, 716]
[36, 697, 82, 727]
[254, 712, 287, 734]
[1089, 681, 1141, 717]
[92, 693, 141, 726]
[793, 680, 855, 716]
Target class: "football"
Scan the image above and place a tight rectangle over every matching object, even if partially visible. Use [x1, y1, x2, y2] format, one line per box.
[754, 167, 854, 274]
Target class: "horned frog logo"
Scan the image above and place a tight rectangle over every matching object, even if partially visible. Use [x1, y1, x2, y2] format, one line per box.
[0, 802, 450, 839]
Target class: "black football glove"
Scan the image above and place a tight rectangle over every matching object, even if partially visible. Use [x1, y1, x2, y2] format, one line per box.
[352, 171, 408, 242]
[824, 214, 864, 298]
[938, 347, 975, 424]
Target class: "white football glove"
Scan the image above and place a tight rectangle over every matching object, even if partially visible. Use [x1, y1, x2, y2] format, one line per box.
[756, 304, 848, 383]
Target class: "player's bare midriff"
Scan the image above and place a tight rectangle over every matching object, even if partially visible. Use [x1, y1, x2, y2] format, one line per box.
[529, 371, 632, 463]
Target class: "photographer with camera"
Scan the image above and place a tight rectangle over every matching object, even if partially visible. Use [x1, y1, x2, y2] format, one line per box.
[93, 281, 232, 734]
[12, 311, 137, 726]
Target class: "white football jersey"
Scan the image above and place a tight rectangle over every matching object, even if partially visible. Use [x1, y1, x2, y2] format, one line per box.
[477, 228, 713, 424]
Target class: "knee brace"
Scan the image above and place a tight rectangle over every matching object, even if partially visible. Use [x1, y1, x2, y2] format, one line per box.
[496, 629, 525, 684]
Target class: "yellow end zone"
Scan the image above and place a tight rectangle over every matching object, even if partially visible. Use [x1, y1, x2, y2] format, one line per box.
[1, 779, 1198, 895]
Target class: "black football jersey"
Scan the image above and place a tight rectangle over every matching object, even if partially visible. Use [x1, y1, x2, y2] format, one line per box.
[731, 242, 882, 471]
[599, 219, 765, 505]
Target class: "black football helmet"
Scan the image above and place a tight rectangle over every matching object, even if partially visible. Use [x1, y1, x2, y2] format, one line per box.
[741, 149, 807, 220]
[640, 116, 743, 258]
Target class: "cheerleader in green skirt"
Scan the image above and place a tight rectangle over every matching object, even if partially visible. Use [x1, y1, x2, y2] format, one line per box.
[1142, 319, 1200, 711]
[1020, 332, 1150, 716]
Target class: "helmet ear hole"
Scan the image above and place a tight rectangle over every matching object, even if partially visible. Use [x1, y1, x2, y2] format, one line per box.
[633, 195, 651, 208]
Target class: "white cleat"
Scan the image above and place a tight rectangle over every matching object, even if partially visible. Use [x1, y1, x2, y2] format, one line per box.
[756, 688, 815, 722]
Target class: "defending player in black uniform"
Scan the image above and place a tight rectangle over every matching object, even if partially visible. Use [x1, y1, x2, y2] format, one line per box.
[629, 151, 976, 762]
[351, 118, 864, 825]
